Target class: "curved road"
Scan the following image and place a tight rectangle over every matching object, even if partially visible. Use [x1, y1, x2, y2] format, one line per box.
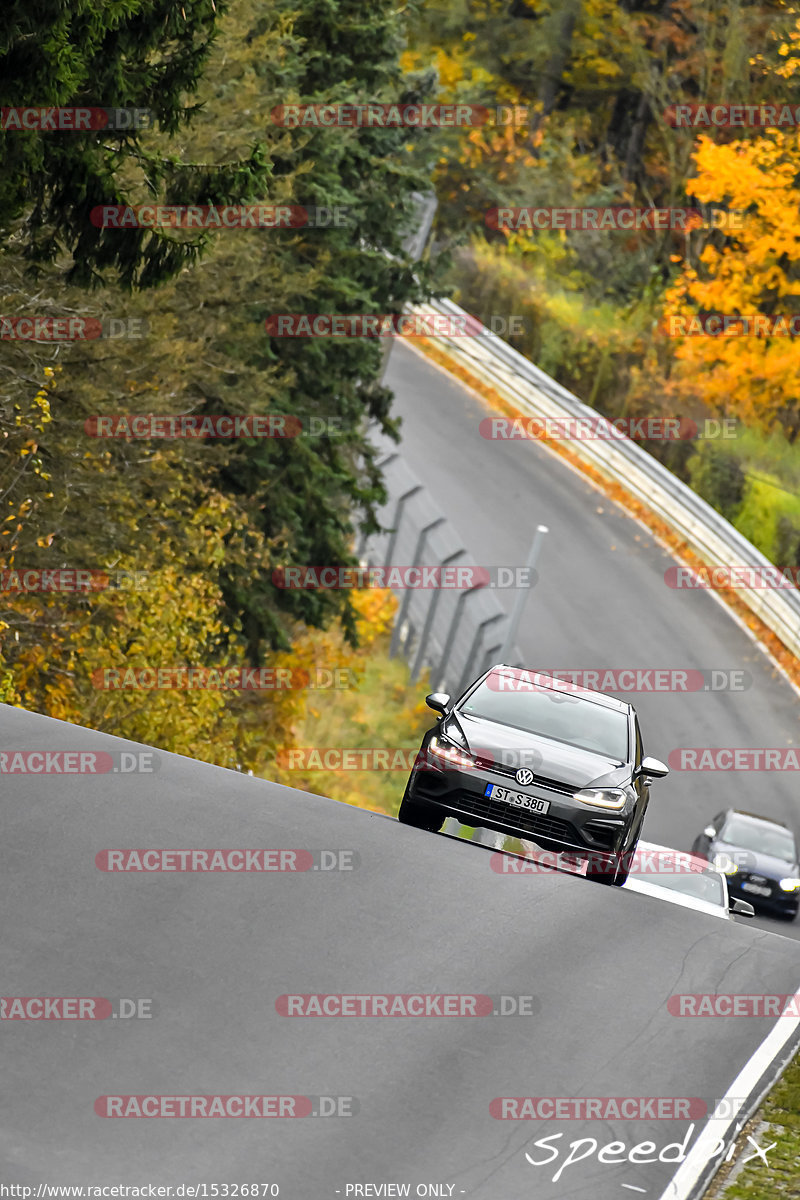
[1, 703, 799, 1200]
[1, 341, 799, 1199]
[385, 339, 800, 942]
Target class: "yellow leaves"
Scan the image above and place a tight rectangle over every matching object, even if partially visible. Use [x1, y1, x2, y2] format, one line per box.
[663, 128, 800, 435]
[434, 47, 469, 90]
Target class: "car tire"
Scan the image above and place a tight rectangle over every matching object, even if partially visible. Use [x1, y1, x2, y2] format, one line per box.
[612, 844, 636, 887]
[397, 794, 445, 833]
[587, 826, 641, 887]
[585, 854, 618, 886]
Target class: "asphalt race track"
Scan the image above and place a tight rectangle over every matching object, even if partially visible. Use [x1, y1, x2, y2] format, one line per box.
[2, 343, 800, 1199]
[385, 339, 800, 944]
[2, 703, 800, 1199]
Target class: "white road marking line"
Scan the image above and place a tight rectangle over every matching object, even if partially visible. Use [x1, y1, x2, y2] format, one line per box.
[659, 986, 800, 1199]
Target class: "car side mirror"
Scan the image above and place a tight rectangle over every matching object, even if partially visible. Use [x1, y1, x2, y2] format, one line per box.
[703, 825, 716, 839]
[639, 756, 669, 779]
[426, 692, 451, 715]
[730, 899, 755, 918]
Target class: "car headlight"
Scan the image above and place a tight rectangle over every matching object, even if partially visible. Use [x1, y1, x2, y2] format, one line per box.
[712, 853, 739, 876]
[779, 878, 800, 892]
[428, 735, 475, 770]
[573, 787, 627, 810]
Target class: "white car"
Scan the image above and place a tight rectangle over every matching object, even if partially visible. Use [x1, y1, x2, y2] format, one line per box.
[622, 840, 755, 921]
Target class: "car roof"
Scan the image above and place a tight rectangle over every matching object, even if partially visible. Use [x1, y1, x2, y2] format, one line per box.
[486, 665, 632, 714]
[722, 810, 792, 831]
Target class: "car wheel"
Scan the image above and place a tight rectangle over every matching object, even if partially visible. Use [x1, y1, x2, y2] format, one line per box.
[611, 844, 637, 887]
[588, 824, 641, 887]
[397, 794, 445, 833]
[585, 854, 618, 886]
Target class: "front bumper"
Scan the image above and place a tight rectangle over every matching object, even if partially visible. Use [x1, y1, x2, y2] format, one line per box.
[406, 753, 635, 857]
[727, 875, 799, 917]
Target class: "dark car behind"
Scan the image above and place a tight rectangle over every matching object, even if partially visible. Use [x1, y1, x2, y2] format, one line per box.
[692, 809, 800, 920]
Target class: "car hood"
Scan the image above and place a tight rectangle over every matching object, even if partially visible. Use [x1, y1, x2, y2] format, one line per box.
[712, 839, 798, 879]
[449, 712, 628, 790]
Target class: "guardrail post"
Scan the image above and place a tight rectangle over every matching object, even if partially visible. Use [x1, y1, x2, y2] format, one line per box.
[358, 453, 399, 558]
[433, 582, 486, 693]
[383, 485, 423, 569]
[498, 524, 548, 662]
[389, 517, 446, 659]
[480, 639, 505, 676]
[410, 549, 467, 682]
[457, 612, 506, 696]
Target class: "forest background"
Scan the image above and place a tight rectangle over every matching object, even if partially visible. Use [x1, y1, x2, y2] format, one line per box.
[2, 0, 799, 815]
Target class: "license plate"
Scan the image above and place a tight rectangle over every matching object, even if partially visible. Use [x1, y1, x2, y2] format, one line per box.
[742, 882, 771, 896]
[486, 784, 550, 815]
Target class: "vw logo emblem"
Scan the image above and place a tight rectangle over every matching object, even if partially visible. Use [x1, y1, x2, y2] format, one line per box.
[515, 768, 534, 786]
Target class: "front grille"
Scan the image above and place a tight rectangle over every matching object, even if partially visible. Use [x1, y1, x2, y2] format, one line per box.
[479, 760, 575, 796]
[453, 790, 577, 843]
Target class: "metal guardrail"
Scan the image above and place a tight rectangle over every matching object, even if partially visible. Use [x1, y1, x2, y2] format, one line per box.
[409, 296, 800, 662]
[359, 450, 523, 697]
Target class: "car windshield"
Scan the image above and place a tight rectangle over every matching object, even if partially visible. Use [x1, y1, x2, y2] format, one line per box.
[720, 817, 796, 862]
[459, 676, 629, 760]
[630, 865, 726, 907]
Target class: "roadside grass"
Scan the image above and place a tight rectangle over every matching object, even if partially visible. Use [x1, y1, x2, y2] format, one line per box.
[707, 1051, 800, 1197]
[268, 595, 435, 816]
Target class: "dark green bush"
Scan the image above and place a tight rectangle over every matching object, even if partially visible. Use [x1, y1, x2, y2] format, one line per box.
[775, 515, 800, 569]
[686, 447, 746, 522]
